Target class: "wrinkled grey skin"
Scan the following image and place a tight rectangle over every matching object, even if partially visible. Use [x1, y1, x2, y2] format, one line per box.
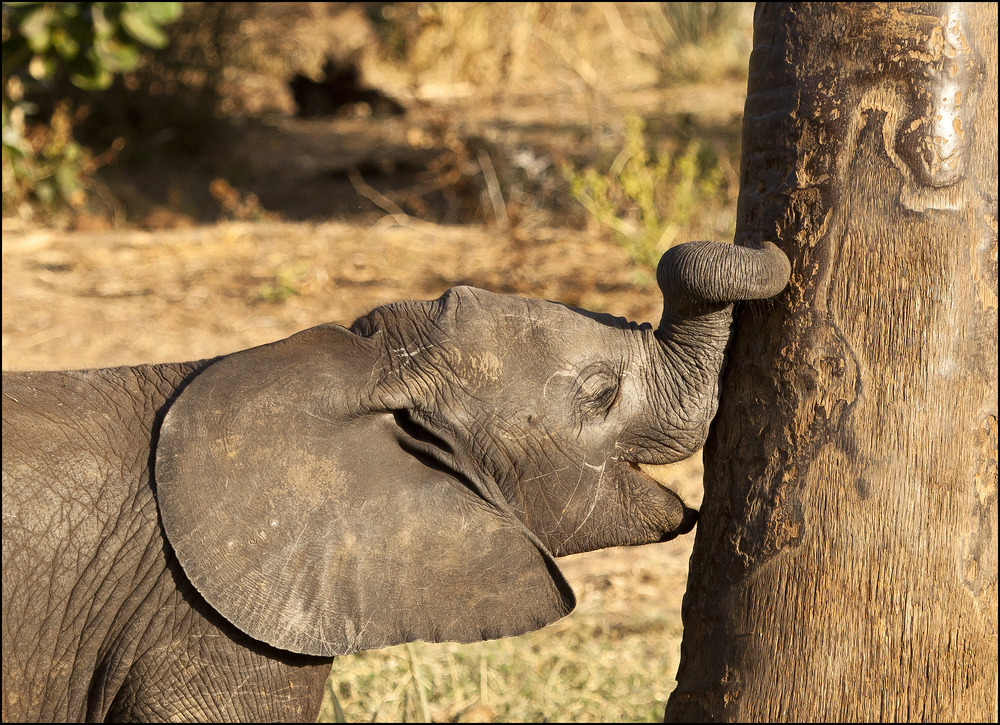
[2, 241, 789, 722]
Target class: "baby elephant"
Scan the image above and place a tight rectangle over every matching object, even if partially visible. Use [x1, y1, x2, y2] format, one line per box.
[2, 240, 789, 722]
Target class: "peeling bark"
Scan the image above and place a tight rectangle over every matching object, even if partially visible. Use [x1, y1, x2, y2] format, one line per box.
[665, 3, 998, 721]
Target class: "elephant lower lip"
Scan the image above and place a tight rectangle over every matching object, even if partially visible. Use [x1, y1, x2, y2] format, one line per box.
[627, 461, 699, 535]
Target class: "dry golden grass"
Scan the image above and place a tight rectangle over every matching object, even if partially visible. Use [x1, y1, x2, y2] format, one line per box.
[219, 3, 753, 118]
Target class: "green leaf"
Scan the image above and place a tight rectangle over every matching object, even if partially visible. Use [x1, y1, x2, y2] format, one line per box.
[120, 5, 170, 48]
[145, 2, 183, 24]
[55, 162, 82, 199]
[92, 36, 140, 73]
[90, 3, 114, 39]
[70, 65, 114, 91]
[19, 4, 55, 52]
[51, 27, 81, 59]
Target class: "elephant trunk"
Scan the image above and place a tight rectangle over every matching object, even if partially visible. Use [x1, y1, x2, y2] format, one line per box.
[641, 241, 790, 461]
[656, 241, 791, 324]
[654, 241, 790, 353]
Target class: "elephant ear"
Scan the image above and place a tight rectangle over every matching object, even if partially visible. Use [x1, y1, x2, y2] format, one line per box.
[156, 324, 574, 657]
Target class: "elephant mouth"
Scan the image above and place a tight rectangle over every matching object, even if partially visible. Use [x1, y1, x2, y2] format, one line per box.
[628, 461, 699, 536]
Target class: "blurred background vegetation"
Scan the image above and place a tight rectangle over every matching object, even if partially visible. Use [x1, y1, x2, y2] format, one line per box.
[2, 2, 751, 273]
[2, 3, 752, 721]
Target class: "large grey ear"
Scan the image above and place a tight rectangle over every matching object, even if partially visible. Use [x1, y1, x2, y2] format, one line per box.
[156, 324, 574, 657]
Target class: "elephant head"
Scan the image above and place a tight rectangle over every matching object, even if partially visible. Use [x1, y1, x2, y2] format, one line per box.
[156, 240, 790, 657]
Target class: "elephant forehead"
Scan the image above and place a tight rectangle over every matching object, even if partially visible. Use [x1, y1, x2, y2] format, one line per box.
[369, 285, 641, 347]
[437, 286, 631, 344]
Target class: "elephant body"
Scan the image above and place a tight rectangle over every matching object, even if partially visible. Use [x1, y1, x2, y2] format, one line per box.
[2, 241, 789, 722]
[2, 364, 331, 721]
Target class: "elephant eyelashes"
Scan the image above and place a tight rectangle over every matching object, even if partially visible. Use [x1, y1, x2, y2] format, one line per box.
[577, 363, 623, 419]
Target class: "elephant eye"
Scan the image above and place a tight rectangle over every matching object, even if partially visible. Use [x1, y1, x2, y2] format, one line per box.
[578, 364, 622, 418]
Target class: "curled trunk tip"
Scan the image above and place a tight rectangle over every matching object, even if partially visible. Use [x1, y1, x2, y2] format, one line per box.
[657, 241, 791, 314]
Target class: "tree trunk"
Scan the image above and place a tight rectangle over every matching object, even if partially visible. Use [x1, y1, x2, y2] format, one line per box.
[665, 3, 997, 722]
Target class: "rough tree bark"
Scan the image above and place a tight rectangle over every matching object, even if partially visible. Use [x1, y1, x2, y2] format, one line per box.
[665, 3, 997, 722]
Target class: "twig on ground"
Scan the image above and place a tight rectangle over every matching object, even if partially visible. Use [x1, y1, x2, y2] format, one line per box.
[476, 148, 509, 232]
[348, 169, 413, 226]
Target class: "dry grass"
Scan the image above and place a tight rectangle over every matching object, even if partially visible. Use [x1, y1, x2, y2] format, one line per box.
[220, 3, 753, 118]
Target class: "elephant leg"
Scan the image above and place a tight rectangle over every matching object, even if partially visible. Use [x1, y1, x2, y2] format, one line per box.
[107, 652, 330, 723]
[101, 586, 331, 723]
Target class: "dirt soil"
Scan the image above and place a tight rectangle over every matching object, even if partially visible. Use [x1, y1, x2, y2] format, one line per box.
[3, 220, 673, 368]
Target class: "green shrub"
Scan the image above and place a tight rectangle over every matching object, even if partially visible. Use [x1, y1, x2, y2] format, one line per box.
[1, 2, 182, 215]
[3, 2, 182, 91]
[2, 96, 91, 212]
[563, 112, 729, 270]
